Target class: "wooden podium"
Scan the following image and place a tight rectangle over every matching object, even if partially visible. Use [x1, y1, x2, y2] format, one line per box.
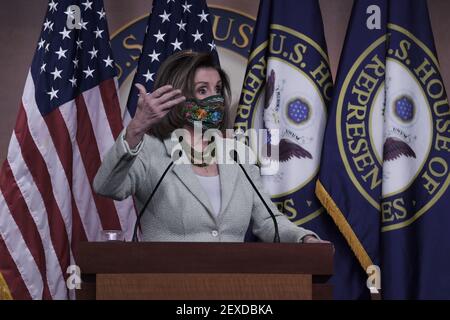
[75, 242, 333, 300]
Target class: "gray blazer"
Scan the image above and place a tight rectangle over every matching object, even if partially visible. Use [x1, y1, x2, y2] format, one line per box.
[93, 131, 317, 242]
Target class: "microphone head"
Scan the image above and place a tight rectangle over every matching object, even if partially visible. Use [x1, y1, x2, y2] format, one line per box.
[171, 149, 184, 162]
[229, 149, 239, 162]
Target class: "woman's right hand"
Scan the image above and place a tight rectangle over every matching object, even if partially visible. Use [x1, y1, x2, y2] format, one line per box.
[125, 83, 186, 148]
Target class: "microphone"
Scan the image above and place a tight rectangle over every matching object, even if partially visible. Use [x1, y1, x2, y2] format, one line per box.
[230, 150, 280, 243]
[131, 148, 183, 242]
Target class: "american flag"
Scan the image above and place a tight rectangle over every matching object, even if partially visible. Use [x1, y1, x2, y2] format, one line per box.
[126, 0, 219, 117]
[0, 0, 135, 299]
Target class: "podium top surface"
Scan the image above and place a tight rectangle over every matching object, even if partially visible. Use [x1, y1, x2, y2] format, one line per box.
[76, 242, 333, 276]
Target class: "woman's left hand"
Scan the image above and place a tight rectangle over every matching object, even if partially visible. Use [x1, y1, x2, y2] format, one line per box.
[302, 235, 331, 244]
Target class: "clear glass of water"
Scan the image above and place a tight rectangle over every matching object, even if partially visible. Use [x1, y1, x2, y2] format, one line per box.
[101, 230, 124, 242]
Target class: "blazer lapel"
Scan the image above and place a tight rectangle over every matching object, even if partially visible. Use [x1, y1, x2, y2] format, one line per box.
[163, 137, 216, 216]
[218, 163, 239, 217]
[163, 135, 239, 220]
[215, 136, 239, 218]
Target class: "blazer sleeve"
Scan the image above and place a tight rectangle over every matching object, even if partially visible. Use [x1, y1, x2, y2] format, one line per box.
[93, 129, 152, 201]
[247, 164, 319, 243]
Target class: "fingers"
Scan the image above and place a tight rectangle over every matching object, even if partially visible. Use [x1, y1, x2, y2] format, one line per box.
[134, 83, 185, 125]
[159, 95, 186, 110]
[151, 85, 175, 98]
[155, 89, 183, 104]
[135, 83, 147, 96]
[135, 84, 183, 100]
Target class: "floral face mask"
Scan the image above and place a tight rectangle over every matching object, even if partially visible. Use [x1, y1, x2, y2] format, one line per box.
[182, 95, 225, 130]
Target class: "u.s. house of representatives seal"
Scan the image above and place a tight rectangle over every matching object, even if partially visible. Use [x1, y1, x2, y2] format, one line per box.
[337, 24, 450, 232]
[235, 24, 332, 225]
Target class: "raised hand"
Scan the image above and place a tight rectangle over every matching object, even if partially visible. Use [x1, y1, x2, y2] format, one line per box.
[126, 83, 186, 148]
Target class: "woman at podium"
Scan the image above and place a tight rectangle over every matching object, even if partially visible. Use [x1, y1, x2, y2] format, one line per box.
[94, 50, 326, 244]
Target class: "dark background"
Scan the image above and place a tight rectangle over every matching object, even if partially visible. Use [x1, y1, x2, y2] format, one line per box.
[0, 0, 449, 163]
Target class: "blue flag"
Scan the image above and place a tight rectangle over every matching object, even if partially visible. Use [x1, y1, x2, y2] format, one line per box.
[126, 0, 218, 118]
[234, 0, 369, 299]
[316, 0, 450, 299]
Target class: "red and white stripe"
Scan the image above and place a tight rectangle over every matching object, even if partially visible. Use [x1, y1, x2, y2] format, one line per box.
[0, 72, 136, 299]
